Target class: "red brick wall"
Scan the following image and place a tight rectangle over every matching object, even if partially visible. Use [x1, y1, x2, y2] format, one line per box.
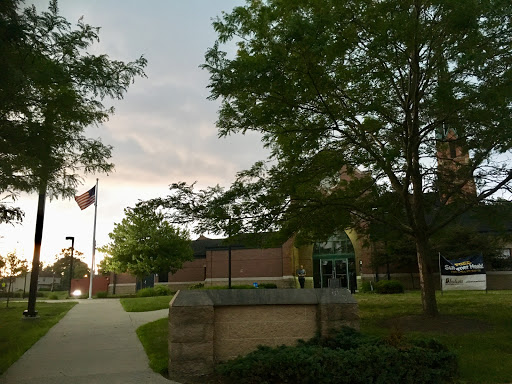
[206, 247, 284, 280]
[281, 238, 294, 276]
[71, 276, 109, 296]
[111, 273, 136, 284]
[168, 258, 206, 282]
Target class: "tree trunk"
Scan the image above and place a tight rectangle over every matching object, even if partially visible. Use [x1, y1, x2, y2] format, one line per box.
[6, 276, 12, 308]
[24, 185, 47, 317]
[415, 233, 438, 317]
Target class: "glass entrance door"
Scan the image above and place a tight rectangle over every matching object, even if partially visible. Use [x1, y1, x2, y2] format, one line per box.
[320, 259, 349, 289]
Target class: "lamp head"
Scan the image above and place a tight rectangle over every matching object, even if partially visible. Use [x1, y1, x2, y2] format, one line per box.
[66, 236, 74, 241]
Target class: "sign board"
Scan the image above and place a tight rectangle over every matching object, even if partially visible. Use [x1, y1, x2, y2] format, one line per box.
[440, 254, 486, 291]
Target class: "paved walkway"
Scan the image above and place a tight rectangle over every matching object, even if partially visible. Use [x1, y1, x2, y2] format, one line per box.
[0, 299, 178, 384]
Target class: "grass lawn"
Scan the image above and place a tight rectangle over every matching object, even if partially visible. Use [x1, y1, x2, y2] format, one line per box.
[120, 295, 173, 312]
[0, 301, 77, 375]
[134, 290, 512, 383]
[137, 318, 168, 377]
[38, 290, 70, 300]
[358, 290, 512, 384]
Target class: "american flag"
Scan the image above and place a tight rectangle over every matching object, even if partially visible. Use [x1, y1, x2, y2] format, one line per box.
[75, 186, 96, 210]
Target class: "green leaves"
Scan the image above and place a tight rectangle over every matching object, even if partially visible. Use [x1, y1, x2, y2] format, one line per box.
[0, 0, 147, 220]
[101, 207, 193, 279]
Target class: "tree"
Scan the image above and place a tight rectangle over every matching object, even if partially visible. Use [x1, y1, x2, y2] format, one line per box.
[144, 0, 512, 316]
[1, 251, 26, 307]
[97, 255, 123, 294]
[0, 0, 27, 225]
[45, 248, 88, 290]
[0, 1, 146, 316]
[100, 207, 193, 280]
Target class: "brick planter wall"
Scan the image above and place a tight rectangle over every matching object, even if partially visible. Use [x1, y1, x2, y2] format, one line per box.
[168, 289, 359, 382]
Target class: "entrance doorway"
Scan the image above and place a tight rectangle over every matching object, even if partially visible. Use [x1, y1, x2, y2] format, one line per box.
[320, 259, 349, 288]
[312, 232, 356, 290]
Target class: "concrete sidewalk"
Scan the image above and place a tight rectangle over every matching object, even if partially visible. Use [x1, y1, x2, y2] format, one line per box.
[0, 299, 177, 384]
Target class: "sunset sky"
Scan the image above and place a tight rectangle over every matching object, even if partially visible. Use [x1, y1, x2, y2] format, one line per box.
[0, 0, 268, 270]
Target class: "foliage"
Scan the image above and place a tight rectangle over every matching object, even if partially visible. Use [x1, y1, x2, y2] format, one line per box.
[216, 327, 458, 384]
[0, 301, 76, 374]
[0, 0, 147, 216]
[95, 291, 108, 298]
[1, 0, 146, 316]
[120, 295, 174, 312]
[136, 318, 168, 377]
[258, 283, 278, 289]
[1, 251, 27, 307]
[100, 206, 193, 279]
[0, 290, 43, 298]
[43, 248, 89, 289]
[97, 255, 123, 276]
[134, 291, 512, 384]
[38, 290, 67, 299]
[360, 280, 374, 293]
[136, 285, 172, 298]
[374, 280, 405, 294]
[142, 0, 512, 317]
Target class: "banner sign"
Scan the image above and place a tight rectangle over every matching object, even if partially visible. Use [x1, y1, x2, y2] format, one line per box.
[440, 254, 486, 291]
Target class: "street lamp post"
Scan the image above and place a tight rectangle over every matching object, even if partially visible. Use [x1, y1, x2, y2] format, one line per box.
[66, 236, 75, 296]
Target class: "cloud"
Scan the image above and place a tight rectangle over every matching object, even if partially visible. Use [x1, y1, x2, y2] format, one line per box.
[3, 0, 265, 267]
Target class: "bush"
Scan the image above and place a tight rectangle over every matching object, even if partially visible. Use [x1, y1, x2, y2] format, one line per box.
[359, 280, 374, 293]
[96, 291, 108, 298]
[48, 294, 59, 300]
[136, 287, 156, 297]
[136, 285, 172, 297]
[216, 327, 458, 384]
[154, 285, 171, 296]
[374, 279, 404, 294]
[259, 283, 278, 289]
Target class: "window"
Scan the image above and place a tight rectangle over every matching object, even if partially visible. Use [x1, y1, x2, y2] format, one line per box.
[449, 141, 457, 158]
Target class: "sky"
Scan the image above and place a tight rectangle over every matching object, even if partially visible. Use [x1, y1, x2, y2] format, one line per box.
[0, 0, 269, 270]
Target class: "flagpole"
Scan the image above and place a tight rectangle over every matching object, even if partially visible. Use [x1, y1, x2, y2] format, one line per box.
[88, 178, 99, 299]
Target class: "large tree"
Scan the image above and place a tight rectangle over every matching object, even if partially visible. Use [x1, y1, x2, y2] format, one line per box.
[0, 0, 146, 316]
[100, 207, 193, 280]
[44, 248, 89, 289]
[145, 0, 512, 316]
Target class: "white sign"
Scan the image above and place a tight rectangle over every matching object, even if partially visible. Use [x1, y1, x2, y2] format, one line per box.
[440, 254, 486, 291]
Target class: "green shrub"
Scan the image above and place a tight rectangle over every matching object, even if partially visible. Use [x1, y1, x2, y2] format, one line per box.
[136, 287, 156, 297]
[374, 279, 404, 294]
[96, 291, 108, 298]
[359, 280, 374, 293]
[0, 291, 25, 298]
[136, 285, 172, 297]
[154, 285, 171, 296]
[48, 294, 59, 300]
[259, 283, 278, 289]
[216, 327, 458, 384]
[188, 283, 204, 289]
